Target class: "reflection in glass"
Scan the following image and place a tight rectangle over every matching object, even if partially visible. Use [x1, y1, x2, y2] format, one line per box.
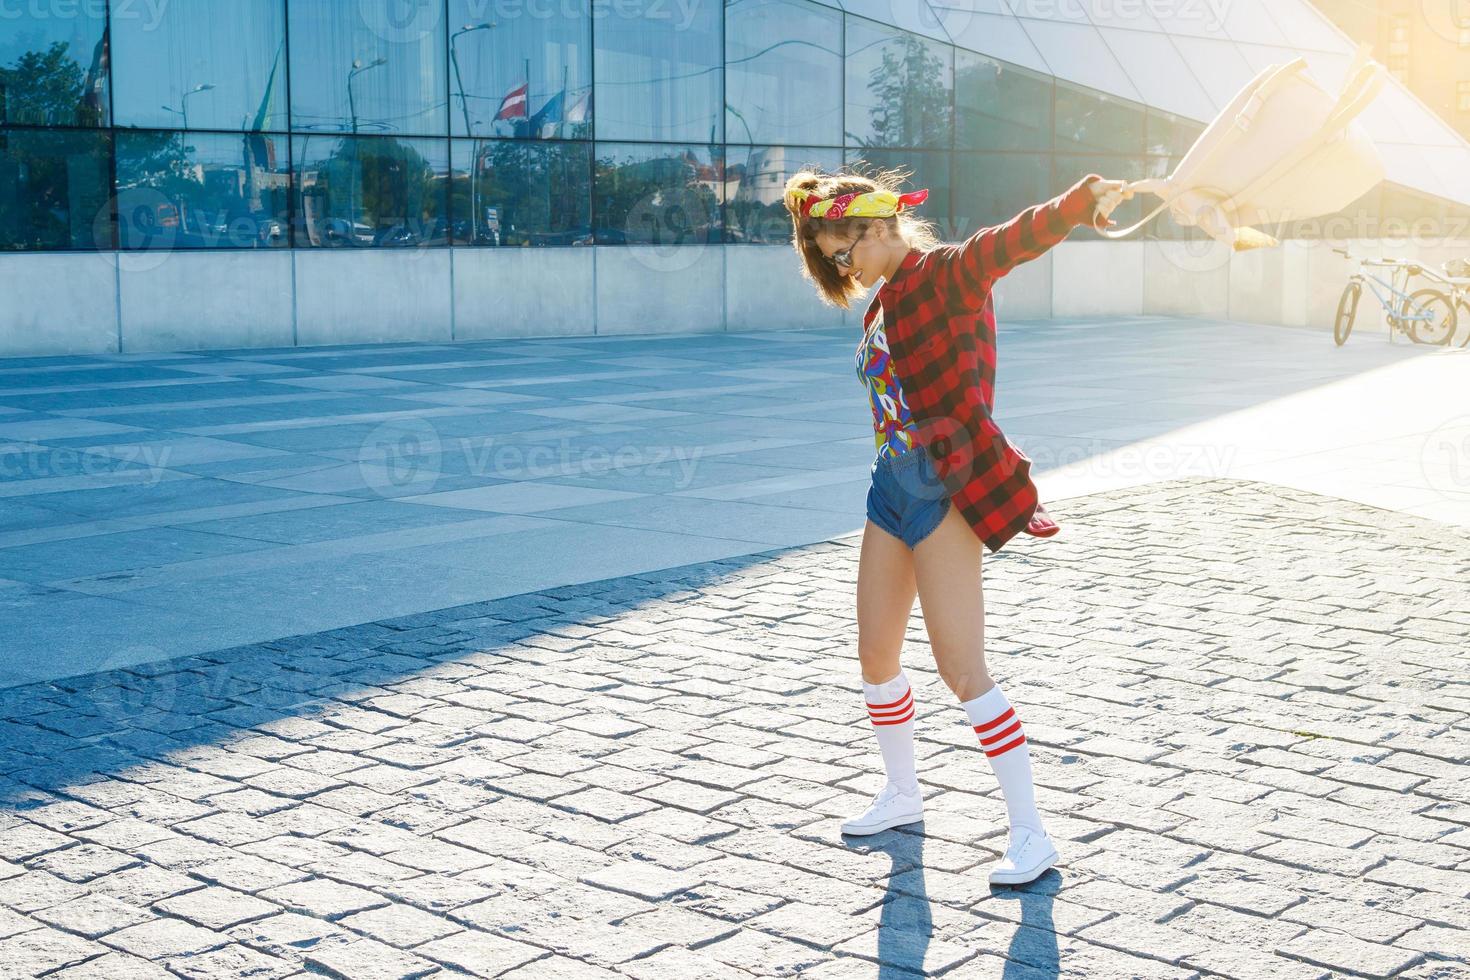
[951, 152, 1052, 237]
[1054, 80, 1145, 155]
[594, 0, 721, 142]
[111, 0, 287, 132]
[845, 147, 951, 238]
[726, 145, 842, 244]
[845, 20, 952, 149]
[292, 135, 449, 247]
[447, 2, 591, 139]
[450, 139, 591, 245]
[1054, 154, 1145, 239]
[116, 131, 290, 249]
[593, 143, 723, 244]
[1145, 109, 1205, 157]
[287, 4, 447, 135]
[0, 128, 112, 249]
[955, 51, 1051, 153]
[0, 7, 109, 126]
[726, 0, 842, 147]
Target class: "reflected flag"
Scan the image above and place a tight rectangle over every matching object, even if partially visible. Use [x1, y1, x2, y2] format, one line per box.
[565, 88, 590, 125]
[528, 90, 563, 137]
[495, 82, 528, 121]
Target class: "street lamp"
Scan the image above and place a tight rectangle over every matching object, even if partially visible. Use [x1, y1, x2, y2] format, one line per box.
[346, 57, 388, 135]
[160, 81, 215, 131]
[346, 57, 387, 240]
[450, 23, 495, 245]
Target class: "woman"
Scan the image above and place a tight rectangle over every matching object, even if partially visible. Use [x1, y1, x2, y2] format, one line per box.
[784, 167, 1131, 886]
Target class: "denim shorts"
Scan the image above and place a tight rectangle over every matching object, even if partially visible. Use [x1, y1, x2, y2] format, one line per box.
[866, 446, 952, 549]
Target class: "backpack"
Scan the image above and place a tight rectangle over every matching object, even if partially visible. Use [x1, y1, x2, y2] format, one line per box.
[1103, 44, 1387, 250]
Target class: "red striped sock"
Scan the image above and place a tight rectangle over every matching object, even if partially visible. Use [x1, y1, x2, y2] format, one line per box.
[960, 683, 1045, 834]
[863, 670, 918, 793]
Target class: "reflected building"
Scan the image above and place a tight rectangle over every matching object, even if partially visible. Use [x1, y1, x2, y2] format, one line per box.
[2, 0, 1470, 353]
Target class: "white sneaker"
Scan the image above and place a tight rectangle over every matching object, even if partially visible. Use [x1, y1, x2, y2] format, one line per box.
[988, 825, 1059, 885]
[841, 782, 924, 836]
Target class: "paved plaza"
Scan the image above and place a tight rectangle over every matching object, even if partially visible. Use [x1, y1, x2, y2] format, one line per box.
[2, 317, 1465, 688]
[1, 318, 1467, 978]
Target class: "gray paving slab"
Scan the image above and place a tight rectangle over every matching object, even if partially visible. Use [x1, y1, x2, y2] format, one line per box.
[1, 318, 1465, 692]
[0, 478, 1464, 977]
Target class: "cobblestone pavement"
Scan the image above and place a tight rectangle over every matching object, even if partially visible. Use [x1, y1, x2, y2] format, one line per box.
[1, 478, 1467, 979]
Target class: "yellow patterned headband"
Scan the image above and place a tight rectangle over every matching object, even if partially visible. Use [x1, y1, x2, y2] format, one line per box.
[786, 187, 929, 220]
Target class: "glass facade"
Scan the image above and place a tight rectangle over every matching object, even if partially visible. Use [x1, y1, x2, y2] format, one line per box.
[1, 0, 1464, 252]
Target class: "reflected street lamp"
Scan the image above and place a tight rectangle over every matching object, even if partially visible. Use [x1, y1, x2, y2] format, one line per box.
[160, 82, 215, 131]
[347, 57, 387, 236]
[347, 57, 387, 135]
[450, 23, 496, 245]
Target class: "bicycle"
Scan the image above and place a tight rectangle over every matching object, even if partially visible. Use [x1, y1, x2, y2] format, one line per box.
[1331, 247, 1457, 347]
[1407, 258, 1470, 347]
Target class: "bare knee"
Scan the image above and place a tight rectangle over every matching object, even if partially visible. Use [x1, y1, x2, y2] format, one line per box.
[856, 644, 901, 685]
[933, 657, 992, 702]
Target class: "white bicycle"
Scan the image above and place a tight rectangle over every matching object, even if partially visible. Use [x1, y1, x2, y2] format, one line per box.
[1408, 258, 1470, 347]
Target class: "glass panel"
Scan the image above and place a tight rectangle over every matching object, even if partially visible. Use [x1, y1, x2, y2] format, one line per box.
[1014, 19, 1138, 99]
[594, 0, 722, 142]
[1289, 183, 1380, 241]
[955, 49, 1051, 152]
[0, 4, 109, 126]
[287, 3, 448, 136]
[725, 0, 843, 147]
[845, 19, 954, 149]
[725, 145, 843, 243]
[841, 0, 953, 45]
[593, 143, 723, 244]
[951, 151, 1050, 236]
[1218, 0, 1289, 46]
[1423, 147, 1470, 208]
[1054, 79, 1144, 154]
[1145, 109, 1204, 157]
[844, 147, 952, 238]
[945, 12, 1050, 75]
[1093, 27, 1213, 122]
[1259, 3, 1344, 53]
[449, 139, 591, 245]
[0, 127, 112, 250]
[1163, 36, 1254, 112]
[292, 135, 449, 247]
[115, 130, 289, 249]
[1052, 153, 1144, 239]
[110, 0, 287, 132]
[447, 0, 591, 139]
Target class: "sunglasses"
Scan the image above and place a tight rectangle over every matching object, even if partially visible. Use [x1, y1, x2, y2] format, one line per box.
[822, 223, 870, 269]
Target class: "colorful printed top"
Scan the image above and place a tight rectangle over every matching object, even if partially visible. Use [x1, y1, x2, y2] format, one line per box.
[855, 306, 922, 461]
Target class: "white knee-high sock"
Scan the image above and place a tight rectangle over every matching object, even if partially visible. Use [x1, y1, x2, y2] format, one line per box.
[863, 669, 918, 795]
[960, 683, 1045, 835]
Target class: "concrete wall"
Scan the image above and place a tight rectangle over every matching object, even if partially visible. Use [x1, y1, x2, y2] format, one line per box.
[4, 238, 1467, 356]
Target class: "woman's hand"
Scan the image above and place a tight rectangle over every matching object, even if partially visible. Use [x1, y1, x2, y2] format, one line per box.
[1090, 179, 1134, 226]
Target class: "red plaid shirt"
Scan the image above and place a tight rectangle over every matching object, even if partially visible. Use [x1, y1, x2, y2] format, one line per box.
[866, 173, 1103, 554]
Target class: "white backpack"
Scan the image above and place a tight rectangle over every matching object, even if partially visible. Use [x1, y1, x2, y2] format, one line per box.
[1104, 44, 1387, 250]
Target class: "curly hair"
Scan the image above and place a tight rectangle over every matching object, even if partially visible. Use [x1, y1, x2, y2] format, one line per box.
[784, 163, 942, 310]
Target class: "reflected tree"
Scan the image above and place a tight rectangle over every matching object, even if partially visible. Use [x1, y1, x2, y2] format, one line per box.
[1, 40, 105, 127]
[862, 35, 949, 149]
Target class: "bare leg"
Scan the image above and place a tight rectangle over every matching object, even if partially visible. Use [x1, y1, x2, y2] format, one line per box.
[855, 519, 918, 683]
[912, 503, 990, 700]
[914, 501, 1054, 881]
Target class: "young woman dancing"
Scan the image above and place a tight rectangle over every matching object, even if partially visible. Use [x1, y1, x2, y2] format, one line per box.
[784, 168, 1130, 885]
